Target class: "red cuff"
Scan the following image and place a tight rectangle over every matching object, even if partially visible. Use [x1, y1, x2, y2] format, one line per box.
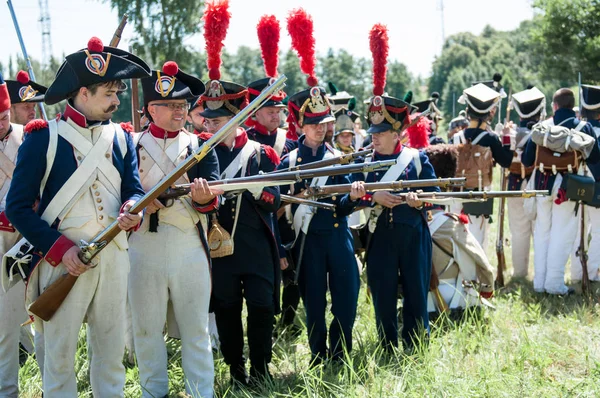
[120, 200, 141, 232]
[361, 193, 373, 202]
[193, 196, 219, 213]
[502, 135, 511, 145]
[480, 291, 493, 299]
[260, 191, 275, 204]
[0, 211, 16, 233]
[554, 188, 567, 205]
[45, 235, 76, 267]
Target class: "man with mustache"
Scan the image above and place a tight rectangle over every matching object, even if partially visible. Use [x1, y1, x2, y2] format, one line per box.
[128, 61, 220, 398]
[6, 37, 150, 396]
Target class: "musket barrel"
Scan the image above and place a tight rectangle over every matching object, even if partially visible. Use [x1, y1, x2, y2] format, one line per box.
[271, 149, 373, 173]
[110, 14, 128, 47]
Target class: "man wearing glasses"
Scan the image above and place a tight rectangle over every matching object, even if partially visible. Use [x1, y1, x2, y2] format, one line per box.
[128, 61, 222, 398]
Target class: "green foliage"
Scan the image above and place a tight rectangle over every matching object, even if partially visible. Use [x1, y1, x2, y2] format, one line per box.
[531, 0, 600, 84]
[103, 0, 205, 70]
[429, 20, 565, 127]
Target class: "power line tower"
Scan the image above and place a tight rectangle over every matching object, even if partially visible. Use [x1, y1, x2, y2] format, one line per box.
[38, 0, 53, 68]
[438, 0, 446, 46]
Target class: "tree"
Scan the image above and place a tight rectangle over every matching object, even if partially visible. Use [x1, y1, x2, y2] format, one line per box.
[531, 0, 600, 83]
[103, 0, 205, 69]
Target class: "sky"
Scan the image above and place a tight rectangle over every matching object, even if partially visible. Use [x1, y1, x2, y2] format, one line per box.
[0, 0, 536, 78]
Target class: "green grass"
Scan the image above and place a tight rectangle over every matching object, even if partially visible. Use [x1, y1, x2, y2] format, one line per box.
[16, 280, 600, 397]
[17, 167, 600, 397]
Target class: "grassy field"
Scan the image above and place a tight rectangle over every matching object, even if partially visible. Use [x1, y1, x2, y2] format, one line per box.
[17, 168, 600, 397]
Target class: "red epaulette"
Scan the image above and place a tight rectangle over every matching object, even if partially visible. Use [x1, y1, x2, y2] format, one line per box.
[198, 132, 213, 142]
[24, 119, 48, 134]
[261, 144, 281, 166]
[120, 122, 134, 133]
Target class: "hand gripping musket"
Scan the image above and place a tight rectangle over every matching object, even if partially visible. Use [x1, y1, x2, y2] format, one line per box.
[157, 160, 397, 201]
[304, 177, 467, 199]
[27, 75, 287, 321]
[109, 14, 128, 47]
[7, 0, 48, 120]
[271, 149, 373, 173]
[496, 88, 512, 288]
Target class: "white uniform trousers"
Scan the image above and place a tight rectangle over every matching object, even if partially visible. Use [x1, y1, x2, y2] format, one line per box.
[533, 195, 578, 294]
[0, 282, 31, 397]
[570, 205, 600, 282]
[0, 227, 36, 397]
[507, 196, 534, 278]
[129, 223, 213, 398]
[38, 242, 128, 397]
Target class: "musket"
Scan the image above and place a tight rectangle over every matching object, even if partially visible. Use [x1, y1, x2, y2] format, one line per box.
[392, 189, 548, 202]
[129, 45, 141, 132]
[28, 75, 288, 321]
[280, 195, 335, 211]
[496, 88, 512, 288]
[109, 14, 128, 47]
[304, 177, 467, 198]
[158, 160, 396, 201]
[576, 72, 590, 294]
[272, 149, 373, 173]
[7, 0, 48, 121]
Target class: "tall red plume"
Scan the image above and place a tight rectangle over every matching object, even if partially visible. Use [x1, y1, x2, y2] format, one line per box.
[257, 15, 280, 78]
[406, 114, 431, 149]
[287, 8, 317, 87]
[203, 0, 231, 81]
[369, 24, 389, 96]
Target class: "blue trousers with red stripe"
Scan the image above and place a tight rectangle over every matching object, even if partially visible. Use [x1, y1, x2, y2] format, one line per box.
[295, 227, 360, 361]
[367, 221, 432, 349]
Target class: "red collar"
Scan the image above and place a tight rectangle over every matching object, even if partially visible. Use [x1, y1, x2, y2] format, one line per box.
[63, 102, 87, 128]
[374, 140, 402, 156]
[149, 123, 180, 139]
[219, 128, 248, 149]
[252, 122, 276, 136]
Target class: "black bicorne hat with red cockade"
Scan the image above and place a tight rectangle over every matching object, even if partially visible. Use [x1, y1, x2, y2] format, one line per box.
[44, 37, 151, 105]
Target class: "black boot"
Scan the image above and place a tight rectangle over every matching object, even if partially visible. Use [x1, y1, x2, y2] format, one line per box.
[247, 305, 275, 384]
[230, 361, 249, 387]
[214, 302, 247, 385]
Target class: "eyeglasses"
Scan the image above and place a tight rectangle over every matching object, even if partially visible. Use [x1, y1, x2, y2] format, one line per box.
[149, 103, 190, 111]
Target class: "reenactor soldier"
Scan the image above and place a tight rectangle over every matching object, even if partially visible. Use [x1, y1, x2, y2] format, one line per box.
[522, 88, 600, 295]
[506, 87, 544, 278]
[279, 8, 365, 366]
[6, 37, 149, 396]
[128, 61, 219, 398]
[570, 84, 600, 283]
[0, 71, 43, 397]
[199, 1, 281, 385]
[413, 92, 445, 145]
[246, 15, 296, 157]
[6, 70, 47, 125]
[245, 15, 302, 337]
[355, 24, 438, 352]
[453, 81, 513, 250]
[333, 98, 360, 154]
[186, 95, 206, 134]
